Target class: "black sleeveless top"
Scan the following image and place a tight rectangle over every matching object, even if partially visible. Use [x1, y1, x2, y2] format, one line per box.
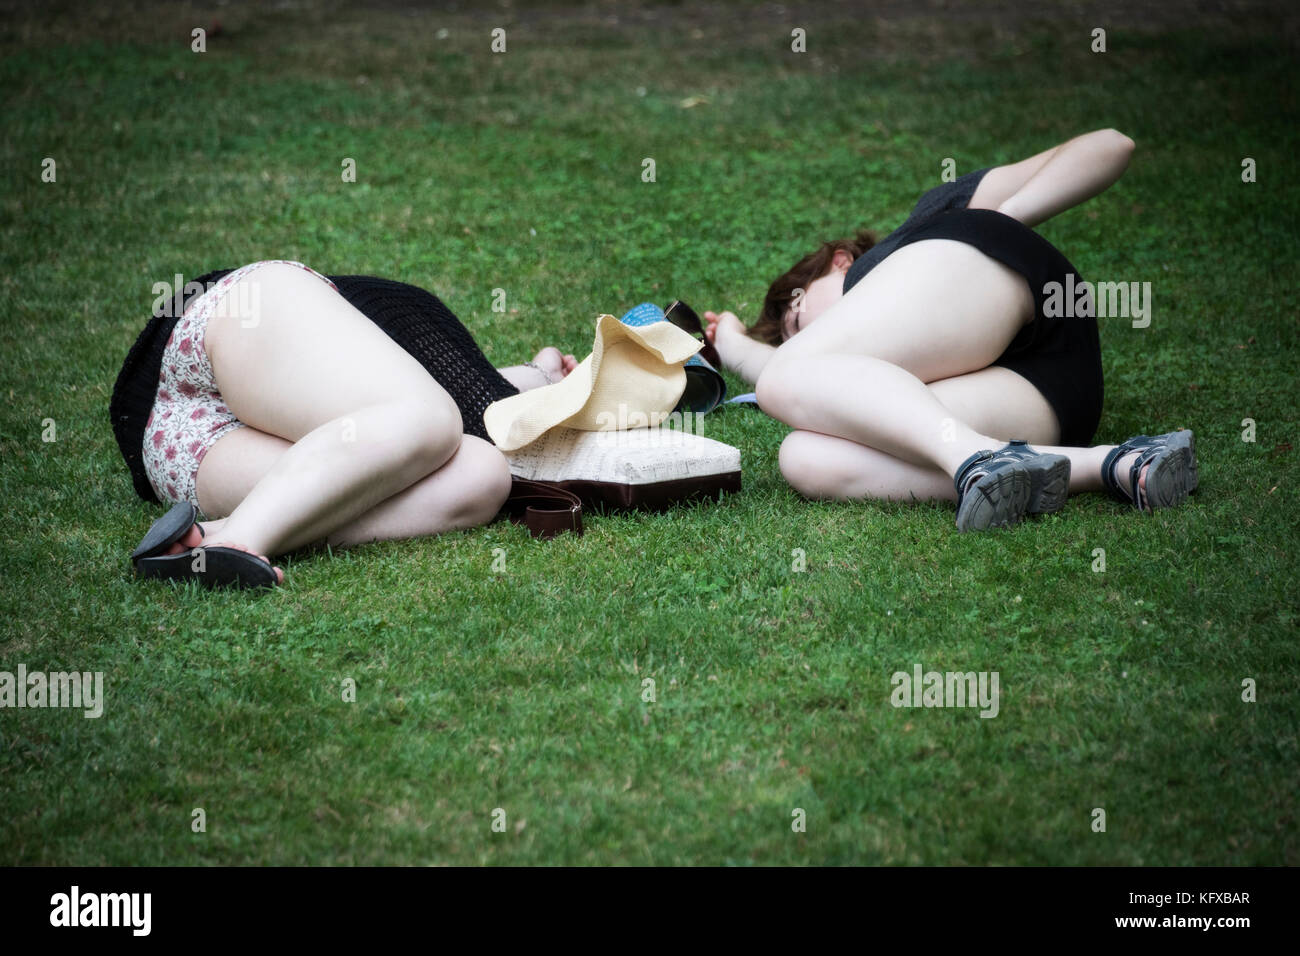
[843, 168, 991, 292]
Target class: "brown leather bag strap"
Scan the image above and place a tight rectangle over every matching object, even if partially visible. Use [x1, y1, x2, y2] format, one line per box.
[502, 477, 583, 539]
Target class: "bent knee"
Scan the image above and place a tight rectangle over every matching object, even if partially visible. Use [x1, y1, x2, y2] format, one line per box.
[449, 437, 513, 527]
[779, 430, 836, 499]
[780, 430, 910, 501]
[384, 398, 464, 475]
[755, 359, 807, 422]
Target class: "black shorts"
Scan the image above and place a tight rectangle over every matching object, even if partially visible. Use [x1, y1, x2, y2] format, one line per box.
[892, 209, 1104, 447]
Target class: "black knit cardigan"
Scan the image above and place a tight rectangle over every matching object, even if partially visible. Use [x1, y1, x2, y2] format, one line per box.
[109, 269, 519, 504]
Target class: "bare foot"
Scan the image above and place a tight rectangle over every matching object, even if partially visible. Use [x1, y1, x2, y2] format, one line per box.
[532, 346, 578, 381]
[1113, 451, 1149, 499]
[159, 520, 209, 556]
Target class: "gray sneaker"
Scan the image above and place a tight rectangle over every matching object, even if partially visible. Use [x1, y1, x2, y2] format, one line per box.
[954, 441, 1072, 532]
[1101, 430, 1197, 512]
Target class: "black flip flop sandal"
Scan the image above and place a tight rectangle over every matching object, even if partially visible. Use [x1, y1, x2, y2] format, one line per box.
[1101, 430, 1197, 512]
[135, 546, 279, 589]
[953, 441, 1071, 532]
[129, 502, 203, 563]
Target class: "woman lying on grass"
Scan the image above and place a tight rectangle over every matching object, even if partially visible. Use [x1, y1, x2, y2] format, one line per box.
[704, 128, 1197, 531]
[111, 261, 577, 588]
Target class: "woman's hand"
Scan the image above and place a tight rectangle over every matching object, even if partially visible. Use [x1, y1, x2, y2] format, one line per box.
[703, 309, 776, 385]
[703, 309, 746, 355]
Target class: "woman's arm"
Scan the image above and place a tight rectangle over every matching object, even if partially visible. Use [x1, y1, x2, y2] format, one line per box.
[704, 310, 778, 385]
[968, 128, 1135, 227]
[498, 347, 578, 391]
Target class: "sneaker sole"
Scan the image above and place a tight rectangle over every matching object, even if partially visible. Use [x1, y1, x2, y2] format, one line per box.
[1168, 429, 1197, 495]
[956, 467, 1032, 532]
[1144, 447, 1192, 511]
[1027, 455, 1071, 514]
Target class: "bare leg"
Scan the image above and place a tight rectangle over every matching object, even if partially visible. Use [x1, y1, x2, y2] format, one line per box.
[197, 263, 477, 558]
[197, 428, 512, 547]
[778, 366, 1139, 501]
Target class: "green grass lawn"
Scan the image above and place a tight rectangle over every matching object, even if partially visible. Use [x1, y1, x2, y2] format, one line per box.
[1, 0, 1297, 865]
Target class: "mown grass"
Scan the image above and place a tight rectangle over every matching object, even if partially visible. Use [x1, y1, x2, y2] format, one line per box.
[1, 0, 1296, 864]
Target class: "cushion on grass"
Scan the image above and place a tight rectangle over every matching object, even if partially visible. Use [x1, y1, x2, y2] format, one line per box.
[503, 427, 741, 511]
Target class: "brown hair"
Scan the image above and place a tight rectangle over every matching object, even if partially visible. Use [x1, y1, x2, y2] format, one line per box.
[748, 229, 877, 345]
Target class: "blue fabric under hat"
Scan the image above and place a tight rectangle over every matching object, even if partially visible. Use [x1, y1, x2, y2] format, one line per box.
[618, 303, 726, 414]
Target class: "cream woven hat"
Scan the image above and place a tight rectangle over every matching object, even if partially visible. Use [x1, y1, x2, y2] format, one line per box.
[484, 314, 702, 451]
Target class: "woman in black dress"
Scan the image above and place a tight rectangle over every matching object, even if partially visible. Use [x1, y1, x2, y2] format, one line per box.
[112, 263, 576, 586]
[704, 128, 1196, 531]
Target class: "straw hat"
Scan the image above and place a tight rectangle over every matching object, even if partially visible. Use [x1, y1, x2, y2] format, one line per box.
[484, 314, 702, 451]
